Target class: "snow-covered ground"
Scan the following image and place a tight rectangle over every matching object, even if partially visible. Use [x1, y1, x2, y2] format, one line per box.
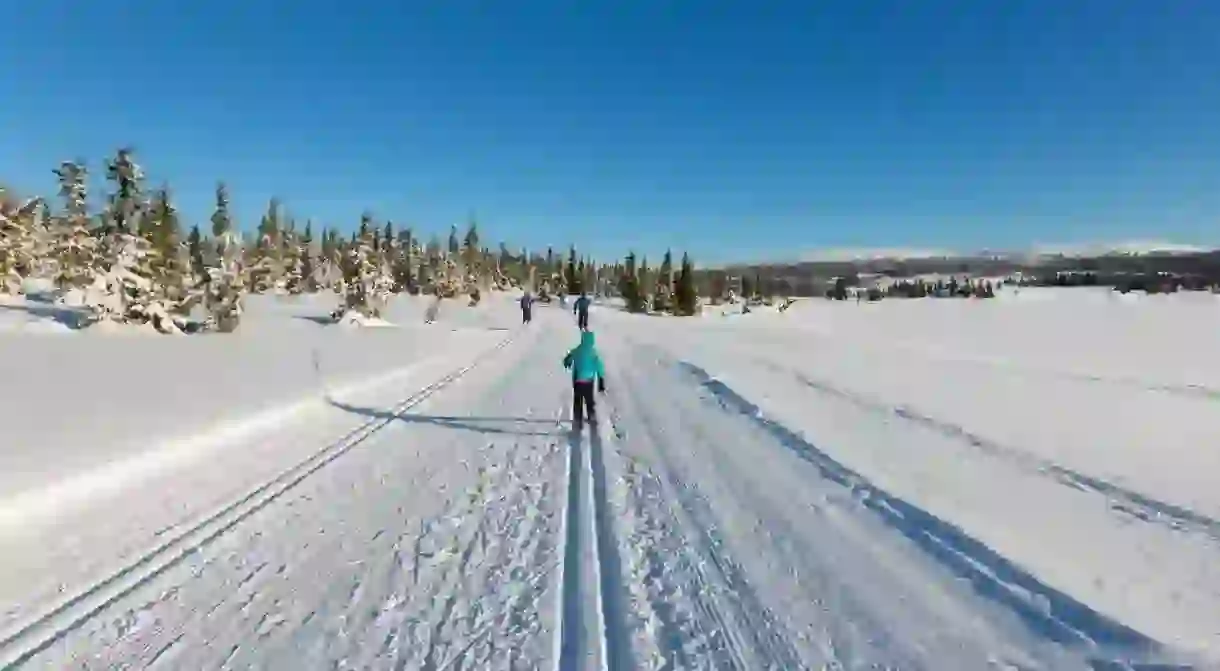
[0, 288, 1214, 669]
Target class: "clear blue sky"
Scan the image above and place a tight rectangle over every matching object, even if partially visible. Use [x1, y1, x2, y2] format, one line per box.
[1, 1, 1217, 264]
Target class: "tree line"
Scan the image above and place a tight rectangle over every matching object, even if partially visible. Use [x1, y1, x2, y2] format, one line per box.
[0, 147, 704, 333]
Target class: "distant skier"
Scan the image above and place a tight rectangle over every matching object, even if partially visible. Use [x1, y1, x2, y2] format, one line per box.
[520, 291, 534, 324]
[562, 330, 606, 431]
[573, 291, 591, 330]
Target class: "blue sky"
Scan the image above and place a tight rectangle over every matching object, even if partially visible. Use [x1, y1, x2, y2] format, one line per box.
[1, 1, 1217, 264]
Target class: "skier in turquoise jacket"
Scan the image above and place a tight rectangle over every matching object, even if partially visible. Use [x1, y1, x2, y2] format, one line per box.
[563, 330, 606, 429]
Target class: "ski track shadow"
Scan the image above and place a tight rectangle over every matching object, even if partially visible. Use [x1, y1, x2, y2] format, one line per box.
[775, 364, 1220, 543]
[327, 398, 561, 438]
[0, 301, 89, 329]
[587, 428, 633, 671]
[673, 360, 1190, 670]
[293, 314, 337, 326]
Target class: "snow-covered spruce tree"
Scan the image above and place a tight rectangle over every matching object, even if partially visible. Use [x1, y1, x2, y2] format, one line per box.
[674, 251, 698, 316]
[49, 161, 99, 296]
[247, 197, 285, 293]
[392, 227, 415, 293]
[447, 224, 461, 258]
[279, 221, 303, 294]
[204, 182, 244, 332]
[186, 224, 206, 287]
[620, 251, 646, 313]
[372, 244, 396, 314]
[638, 255, 653, 311]
[460, 219, 481, 291]
[295, 221, 317, 293]
[316, 228, 340, 292]
[141, 186, 189, 310]
[336, 213, 384, 321]
[566, 245, 580, 295]
[654, 249, 674, 312]
[429, 231, 446, 295]
[86, 148, 178, 331]
[0, 188, 41, 295]
[277, 218, 298, 293]
[408, 237, 427, 294]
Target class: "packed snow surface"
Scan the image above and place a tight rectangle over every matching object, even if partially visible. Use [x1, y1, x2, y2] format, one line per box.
[0, 288, 1215, 669]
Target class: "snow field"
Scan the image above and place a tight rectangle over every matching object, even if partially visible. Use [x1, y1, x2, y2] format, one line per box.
[0, 292, 517, 499]
[0, 294, 524, 653]
[5, 312, 573, 669]
[594, 290, 1219, 664]
[749, 286, 1220, 390]
[0, 330, 527, 669]
[623, 290, 1220, 519]
[595, 337, 1117, 669]
[1, 287, 1213, 668]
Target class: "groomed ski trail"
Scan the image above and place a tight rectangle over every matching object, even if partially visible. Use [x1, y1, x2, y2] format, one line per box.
[554, 419, 630, 671]
[589, 331, 1184, 670]
[2, 321, 582, 670]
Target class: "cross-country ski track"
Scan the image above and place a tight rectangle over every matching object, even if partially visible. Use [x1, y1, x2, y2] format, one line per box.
[0, 302, 1210, 669]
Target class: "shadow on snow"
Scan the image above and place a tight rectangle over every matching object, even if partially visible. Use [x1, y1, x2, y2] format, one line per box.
[327, 397, 560, 437]
[675, 360, 1192, 670]
[0, 300, 90, 329]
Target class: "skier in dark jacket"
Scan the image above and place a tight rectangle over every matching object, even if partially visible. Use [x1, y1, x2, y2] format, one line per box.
[562, 330, 606, 430]
[520, 292, 534, 324]
[573, 292, 591, 330]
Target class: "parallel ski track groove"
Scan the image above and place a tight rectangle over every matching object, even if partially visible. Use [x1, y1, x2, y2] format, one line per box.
[602, 339, 805, 670]
[555, 420, 624, 670]
[588, 425, 629, 671]
[0, 331, 522, 670]
[556, 428, 587, 671]
[739, 352, 1220, 543]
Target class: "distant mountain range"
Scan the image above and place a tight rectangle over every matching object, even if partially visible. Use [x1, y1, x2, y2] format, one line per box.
[791, 241, 1215, 265]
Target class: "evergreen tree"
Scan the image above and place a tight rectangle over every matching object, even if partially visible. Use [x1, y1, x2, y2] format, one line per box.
[0, 188, 40, 295]
[621, 251, 646, 312]
[394, 227, 415, 292]
[187, 224, 206, 285]
[674, 251, 698, 316]
[654, 249, 674, 311]
[249, 197, 284, 292]
[89, 148, 177, 330]
[448, 224, 460, 257]
[339, 212, 393, 319]
[461, 218, 481, 288]
[566, 245, 579, 294]
[205, 182, 244, 331]
[638, 255, 651, 310]
[299, 221, 317, 292]
[49, 161, 98, 293]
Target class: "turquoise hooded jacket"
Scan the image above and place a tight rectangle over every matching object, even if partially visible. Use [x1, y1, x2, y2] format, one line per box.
[563, 331, 605, 382]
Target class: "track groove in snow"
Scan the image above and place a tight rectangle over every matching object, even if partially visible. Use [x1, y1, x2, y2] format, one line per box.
[673, 357, 1175, 668]
[556, 422, 625, 671]
[723, 319, 1220, 402]
[742, 355, 1220, 544]
[0, 331, 520, 669]
[588, 425, 630, 671]
[599, 375, 807, 670]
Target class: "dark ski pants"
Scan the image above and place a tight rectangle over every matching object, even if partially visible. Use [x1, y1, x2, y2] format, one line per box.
[522, 308, 532, 324]
[572, 380, 596, 423]
[576, 310, 589, 330]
